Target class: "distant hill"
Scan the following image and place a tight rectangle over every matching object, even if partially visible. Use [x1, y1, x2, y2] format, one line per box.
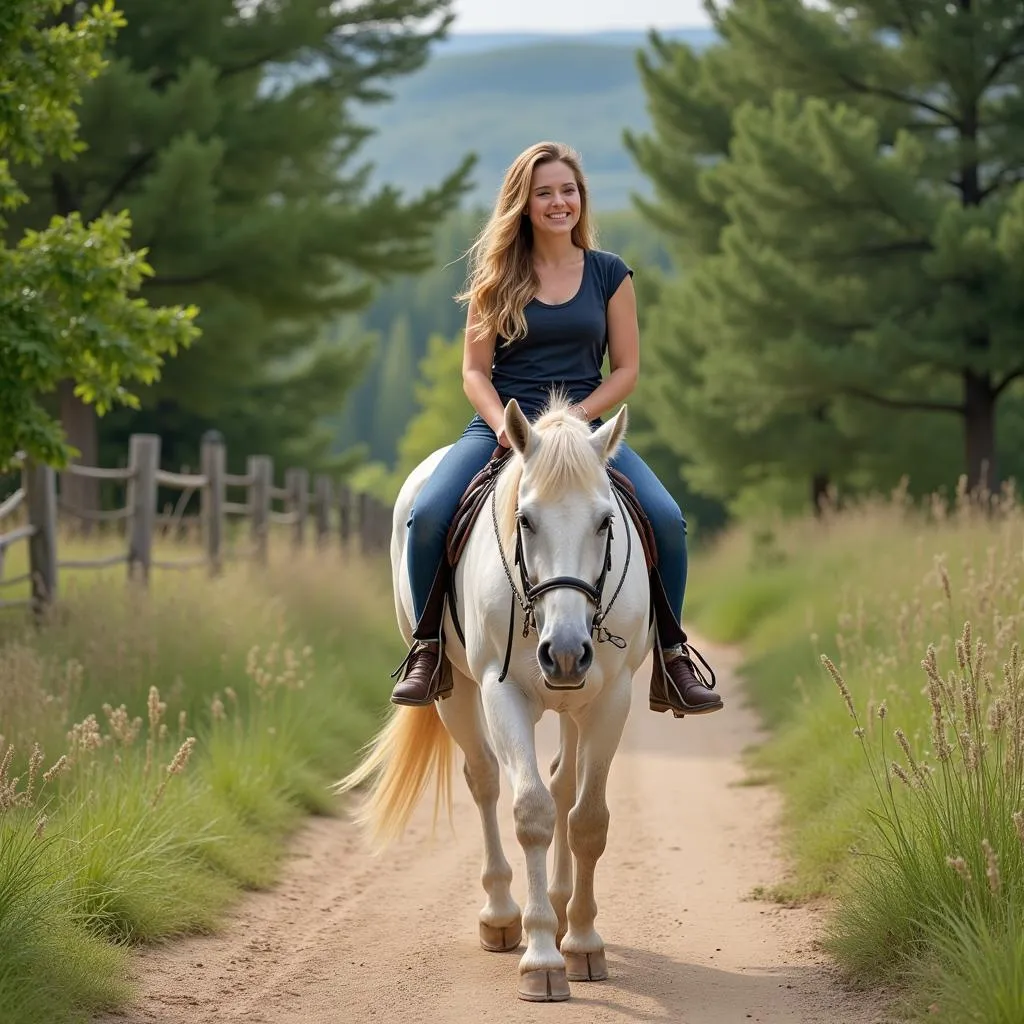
[429, 27, 716, 57]
[356, 29, 717, 211]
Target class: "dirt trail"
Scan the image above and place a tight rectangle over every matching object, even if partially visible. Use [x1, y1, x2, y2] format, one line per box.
[97, 639, 890, 1024]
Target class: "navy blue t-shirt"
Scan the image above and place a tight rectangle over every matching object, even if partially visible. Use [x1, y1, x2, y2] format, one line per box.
[488, 248, 633, 420]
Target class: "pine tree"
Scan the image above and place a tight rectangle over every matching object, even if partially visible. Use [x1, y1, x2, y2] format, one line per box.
[6, 0, 472, 496]
[625, 26, 876, 512]
[632, 1, 1024, 501]
[0, 0, 199, 470]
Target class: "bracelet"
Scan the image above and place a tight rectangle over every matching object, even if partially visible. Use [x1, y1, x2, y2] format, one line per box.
[575, 403, 590, 422]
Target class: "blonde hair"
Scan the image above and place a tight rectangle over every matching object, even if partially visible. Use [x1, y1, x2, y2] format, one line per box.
[456, 141, 597, 343]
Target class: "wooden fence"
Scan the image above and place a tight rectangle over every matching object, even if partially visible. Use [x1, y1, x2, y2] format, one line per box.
[0, 430, 393, 614]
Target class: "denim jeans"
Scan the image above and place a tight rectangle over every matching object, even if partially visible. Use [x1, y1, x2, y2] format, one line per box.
[406, 416, 688, 635]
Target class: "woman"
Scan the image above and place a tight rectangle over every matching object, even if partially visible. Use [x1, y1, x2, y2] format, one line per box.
[390, 140, 723, 720]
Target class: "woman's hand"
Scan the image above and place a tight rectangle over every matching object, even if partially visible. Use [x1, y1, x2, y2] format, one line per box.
[497, 427, 510, 449]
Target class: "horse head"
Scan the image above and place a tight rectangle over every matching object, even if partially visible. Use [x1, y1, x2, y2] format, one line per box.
[499, 396, 629, 690]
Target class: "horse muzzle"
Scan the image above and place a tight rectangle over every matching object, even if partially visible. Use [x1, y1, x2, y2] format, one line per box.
[537, 632, 594, 690]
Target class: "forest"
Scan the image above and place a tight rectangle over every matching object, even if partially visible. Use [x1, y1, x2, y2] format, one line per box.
[6, 1, 1024, 532]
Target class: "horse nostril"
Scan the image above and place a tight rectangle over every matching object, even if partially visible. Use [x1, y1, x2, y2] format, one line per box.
[537, 640, 557, 676]
[578, 640, 594, 674]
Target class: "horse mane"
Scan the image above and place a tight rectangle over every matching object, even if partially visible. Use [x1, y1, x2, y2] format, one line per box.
[494, 395, 607, 553]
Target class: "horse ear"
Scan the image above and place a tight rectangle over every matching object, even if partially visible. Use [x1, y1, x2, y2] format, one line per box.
[504, 399, 536, 457]
[589, 404, 628, 463]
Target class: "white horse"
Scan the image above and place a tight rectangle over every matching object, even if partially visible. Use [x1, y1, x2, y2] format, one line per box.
[337, 396, 653, 1003]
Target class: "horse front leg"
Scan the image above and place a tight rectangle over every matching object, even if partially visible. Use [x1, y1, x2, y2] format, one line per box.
[436, 668, 521, 952]
[481, 679, 569, 1003]
[561, 676, 631, 983]
[548, 713, 578, 949]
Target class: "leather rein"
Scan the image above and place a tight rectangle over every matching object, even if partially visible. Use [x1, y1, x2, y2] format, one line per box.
[490, 485, 632, 688]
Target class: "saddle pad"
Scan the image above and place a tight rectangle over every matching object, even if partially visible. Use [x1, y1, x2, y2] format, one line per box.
[445, 445, 512, 567]
[444, 448, 657, 572]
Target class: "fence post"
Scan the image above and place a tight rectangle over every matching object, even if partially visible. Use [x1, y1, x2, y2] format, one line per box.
[24, 461, 57, 612]
[375, 498, 392, 551]
[201, 430, 226, 575]
[127, 433, 160, 584]
[313, 474, 333, 549]
[248, 455, 272, 565]
[285, 467, 309, 549]
[337, 483, 352, 550]
[358, 491, 372, 555]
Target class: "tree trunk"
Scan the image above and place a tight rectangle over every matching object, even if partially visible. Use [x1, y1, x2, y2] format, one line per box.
[811, 471, 830, 517]
[58, 379, 100, 531]
[963, 369, 997, 495]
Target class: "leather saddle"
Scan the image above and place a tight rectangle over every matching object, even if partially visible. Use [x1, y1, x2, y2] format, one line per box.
[444, 445, 658, 573]
[408, 445, 683, 652]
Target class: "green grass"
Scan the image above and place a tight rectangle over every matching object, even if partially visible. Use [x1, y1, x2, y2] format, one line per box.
[0, 530, 401, 1023]
[0, 818, 128, 1024]
[687, 487, 1024, 1020]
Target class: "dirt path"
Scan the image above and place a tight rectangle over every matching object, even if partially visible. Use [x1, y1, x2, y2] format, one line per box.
[97, 640, 890, 1024]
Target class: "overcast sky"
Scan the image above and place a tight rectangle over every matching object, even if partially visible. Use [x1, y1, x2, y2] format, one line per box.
[451, 0, 710, 33]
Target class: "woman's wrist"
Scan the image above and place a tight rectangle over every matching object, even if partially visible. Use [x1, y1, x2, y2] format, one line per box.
[571, 402, 591, 422]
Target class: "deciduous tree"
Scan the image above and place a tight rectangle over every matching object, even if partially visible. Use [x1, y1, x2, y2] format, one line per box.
[6, 0, 473, 493]
[0, 0, 198, 471]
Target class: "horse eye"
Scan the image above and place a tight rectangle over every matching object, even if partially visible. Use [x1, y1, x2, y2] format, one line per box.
[598, 515, 612, 534]
[517, 513, 533, 532]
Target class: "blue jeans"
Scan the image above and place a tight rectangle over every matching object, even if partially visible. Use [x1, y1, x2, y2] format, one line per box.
[407, 416, 688, 637]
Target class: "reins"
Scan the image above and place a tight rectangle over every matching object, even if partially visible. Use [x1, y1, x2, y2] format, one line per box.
[491, 484, 631, 687]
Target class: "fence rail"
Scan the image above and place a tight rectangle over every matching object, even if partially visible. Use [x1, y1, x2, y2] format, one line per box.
[0, 430, 393, 614]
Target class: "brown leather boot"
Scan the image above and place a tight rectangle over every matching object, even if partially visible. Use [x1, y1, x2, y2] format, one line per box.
[650, 643, 723, 717]
[390, 640, 452, 707]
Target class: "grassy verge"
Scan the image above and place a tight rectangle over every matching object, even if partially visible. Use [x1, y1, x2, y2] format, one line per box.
[0, 531, 400, 1024]
[687, 487, 1024, 1022]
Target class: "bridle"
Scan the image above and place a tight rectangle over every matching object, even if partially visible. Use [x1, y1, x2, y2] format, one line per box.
[491, 484, 632, 688]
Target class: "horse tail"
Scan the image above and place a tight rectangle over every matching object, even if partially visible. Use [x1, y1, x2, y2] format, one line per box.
[334, 703, 455, 850]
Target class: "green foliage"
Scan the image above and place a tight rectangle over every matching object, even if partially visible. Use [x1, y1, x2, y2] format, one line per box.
[334, 207, 482, 464]
[350, 327, 469, 502]
[687, 489, 1024, 1018]
[0, 539, 402, 1022]
[626, 256, 729, 537]
[6, 0, 473, 474]
[372, 314, 417, 464]
[629, 2, 1024, 511]
[395, 330, 471, 479]
[0, 0, 199, 469]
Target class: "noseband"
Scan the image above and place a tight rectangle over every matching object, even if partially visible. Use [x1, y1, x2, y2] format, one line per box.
[491, 486, 632, 688]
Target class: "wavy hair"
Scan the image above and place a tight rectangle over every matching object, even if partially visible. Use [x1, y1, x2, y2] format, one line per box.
[456, 141, 597, 344]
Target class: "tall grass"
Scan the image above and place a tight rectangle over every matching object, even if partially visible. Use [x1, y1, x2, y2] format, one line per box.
[687, 482, 1024, 1021]
[0, 530, 401, 1024]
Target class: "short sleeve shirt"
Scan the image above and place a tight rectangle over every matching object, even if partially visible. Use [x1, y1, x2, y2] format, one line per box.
[489, 248, 633, 420]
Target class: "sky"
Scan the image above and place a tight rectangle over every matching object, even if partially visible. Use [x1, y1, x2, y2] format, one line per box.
[450, 0, 710, 33]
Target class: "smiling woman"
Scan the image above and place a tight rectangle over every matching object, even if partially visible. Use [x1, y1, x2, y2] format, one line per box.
[388, 139, 724, 721]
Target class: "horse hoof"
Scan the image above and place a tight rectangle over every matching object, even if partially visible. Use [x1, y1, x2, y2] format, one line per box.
[518, 968, 571, 1002]
[563, 949, 608, 982]
[480, 920, 522, 952]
